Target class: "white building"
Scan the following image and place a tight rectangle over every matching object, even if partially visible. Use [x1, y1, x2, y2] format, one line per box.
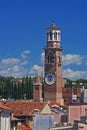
[0, 104, 13, 130]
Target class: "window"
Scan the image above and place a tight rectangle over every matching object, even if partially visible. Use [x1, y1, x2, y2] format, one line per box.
[50, 32, 52, 40]
[54, 32, 57, 40]
[58, 56, 62, 66]
[48, 55, 54, 64]
[33, 109, 39, 114]
[58, 33, 60, 41]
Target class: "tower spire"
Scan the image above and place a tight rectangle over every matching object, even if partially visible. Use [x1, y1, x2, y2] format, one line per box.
[36, 73, 41, 84]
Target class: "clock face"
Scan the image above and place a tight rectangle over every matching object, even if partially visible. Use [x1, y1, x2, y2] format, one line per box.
[45, 73, 55, 85]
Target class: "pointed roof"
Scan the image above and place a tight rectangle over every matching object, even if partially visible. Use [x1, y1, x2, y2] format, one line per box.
[33, 74, 42, 86]
[36, 73, 41, 84]
[41, 103, 52, 114]
[47, 22, 60, 30]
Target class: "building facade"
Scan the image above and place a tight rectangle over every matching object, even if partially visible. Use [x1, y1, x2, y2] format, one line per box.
[0, 104, 13, 130]
[68, 103, 87, 124]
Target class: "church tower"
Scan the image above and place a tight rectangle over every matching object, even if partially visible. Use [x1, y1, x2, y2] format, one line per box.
[44, 23, 63, 103]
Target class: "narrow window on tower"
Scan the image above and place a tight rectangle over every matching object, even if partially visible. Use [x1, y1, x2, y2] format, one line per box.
[58, 33, 60, 41]
[58, 56, 61, 65]
[48, 54, 54, 64]
[50, 32, 52, 40]
[54, 32, 57, 40]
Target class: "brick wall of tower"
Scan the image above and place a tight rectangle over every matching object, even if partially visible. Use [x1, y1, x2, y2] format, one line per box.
[55, 53, 63, 103]
[33, 85, 42, 102]
[44, 49, 63, 103]
[44, 23, 63, 104]
[44, 83, 56, 101]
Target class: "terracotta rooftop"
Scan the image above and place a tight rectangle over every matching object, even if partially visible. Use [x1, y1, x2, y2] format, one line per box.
[18, 125, 32, 130]
[48, 101, 60, 107]
[5, 101, 45, 117]
[0, 104, 13, 111]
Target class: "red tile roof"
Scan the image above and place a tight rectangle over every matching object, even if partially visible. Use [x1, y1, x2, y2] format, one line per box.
[0, 104, 13, 111]
[5, 101, 45, 117]
[18, 125, 32, 130]
[48, 101, 66, 108]
[48, 101, 60, 107]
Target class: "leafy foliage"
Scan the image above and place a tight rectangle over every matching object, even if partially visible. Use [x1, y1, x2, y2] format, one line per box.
[0, 75, 33, 100]
[0, 75, 87, 100]
[64, 78, 87, 88]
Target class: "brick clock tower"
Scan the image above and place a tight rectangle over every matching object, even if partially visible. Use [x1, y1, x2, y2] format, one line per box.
[44, 23, 63, 104]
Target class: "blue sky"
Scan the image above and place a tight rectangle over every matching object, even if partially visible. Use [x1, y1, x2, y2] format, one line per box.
[0, 0, 87, 80]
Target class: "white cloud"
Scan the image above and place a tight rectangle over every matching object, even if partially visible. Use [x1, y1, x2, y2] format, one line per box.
[85, 55, 87, 65]
[11, 65, 21, 72]
[0, 50, 30, 78]
[1, 58, 20, 65]
[62, 54, 83, 65]
[41, 52, 45, 64]
[0, 62, 27, 78]
[0, 50, 44, 78]
[21, 50, 30, 59]
[63, 68, 87, 80]
[0, 51, 87, 80]
[20, 60, 28, 65]
[29, 65, 44, 77]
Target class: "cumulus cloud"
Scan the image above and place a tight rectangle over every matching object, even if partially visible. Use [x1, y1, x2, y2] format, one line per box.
[63, 68, 87, 80]
[20, 60, 28, 65]
[11, 65, 21, 72]
[62, 54, 83, 65]
[0, 50, 30, 78]
[0, 50, 44, 78]
[0, 50, 87, 80]
[0, 58, 20, 72]
[1, 58, 20, 65]
[21, 50, 30, 59]
[29, 65, 44, 77]
[84, 55, 87, 65]
[41, 52, 45, 64]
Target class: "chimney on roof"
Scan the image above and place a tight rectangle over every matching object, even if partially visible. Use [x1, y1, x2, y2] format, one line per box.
[33, 74, 43, 102]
